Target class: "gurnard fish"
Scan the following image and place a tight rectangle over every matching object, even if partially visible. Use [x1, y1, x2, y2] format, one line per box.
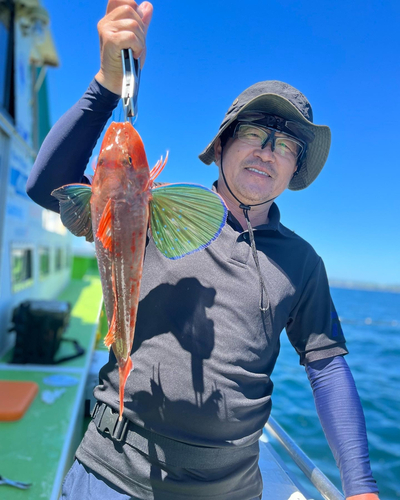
[52, 122, 227, 419]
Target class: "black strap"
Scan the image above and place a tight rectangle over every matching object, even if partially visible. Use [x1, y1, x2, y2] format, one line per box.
[53, 338, 85, 364]
[220, 146, 271, 312]
[91, 402, 260, 468]
[240, 204, 270, 312]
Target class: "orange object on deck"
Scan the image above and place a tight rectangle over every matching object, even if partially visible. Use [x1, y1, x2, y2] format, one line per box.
[0, 380, 39, 421]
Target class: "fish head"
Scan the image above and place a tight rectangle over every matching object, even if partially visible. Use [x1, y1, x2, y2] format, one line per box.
[94, 121, 150, 192]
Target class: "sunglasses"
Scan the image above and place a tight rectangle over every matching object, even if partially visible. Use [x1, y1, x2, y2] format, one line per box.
[234, 123, 305, 160]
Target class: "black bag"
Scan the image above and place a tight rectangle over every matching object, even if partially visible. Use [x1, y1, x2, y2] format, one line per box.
[9, 300, 85, 365]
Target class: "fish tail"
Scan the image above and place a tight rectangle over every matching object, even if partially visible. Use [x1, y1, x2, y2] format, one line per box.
[118, 357, 134, 421]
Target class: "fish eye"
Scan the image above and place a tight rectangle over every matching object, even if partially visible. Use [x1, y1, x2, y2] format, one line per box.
[128, 156, 132, 165]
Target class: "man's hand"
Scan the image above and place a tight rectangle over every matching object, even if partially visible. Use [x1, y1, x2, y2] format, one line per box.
[346, 494, 380, 499]
[95, 0, 153, 95]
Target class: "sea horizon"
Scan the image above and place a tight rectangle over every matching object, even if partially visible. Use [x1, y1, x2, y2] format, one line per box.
[329, 279, 400, 294]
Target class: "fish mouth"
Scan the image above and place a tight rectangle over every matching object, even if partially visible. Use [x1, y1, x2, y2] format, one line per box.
[245, 167, 273, 178]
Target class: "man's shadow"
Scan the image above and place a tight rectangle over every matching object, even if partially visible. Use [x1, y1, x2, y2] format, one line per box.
[98, 277, 225, 495]
[133, 277, 217, 400]
[128, 277, 222, 495]
[134, 363, 223, 497]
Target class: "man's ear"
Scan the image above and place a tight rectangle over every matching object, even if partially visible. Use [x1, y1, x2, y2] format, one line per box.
[291, 160, 301, 179]
[214, 137, 222, 167]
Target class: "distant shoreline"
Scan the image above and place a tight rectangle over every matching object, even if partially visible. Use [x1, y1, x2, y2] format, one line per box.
[329, 280, 400, 294]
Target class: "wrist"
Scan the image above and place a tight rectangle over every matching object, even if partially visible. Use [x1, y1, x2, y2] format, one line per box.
[95, 70, 122, 97]
[346, 494, 380, 500]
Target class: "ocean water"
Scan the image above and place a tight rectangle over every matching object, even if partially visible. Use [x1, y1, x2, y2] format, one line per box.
[269, 287, 400, 499]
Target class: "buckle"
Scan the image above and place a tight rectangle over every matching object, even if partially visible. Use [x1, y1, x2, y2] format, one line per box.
[93, 403, 129, 442]
[91, 401, 100, 419]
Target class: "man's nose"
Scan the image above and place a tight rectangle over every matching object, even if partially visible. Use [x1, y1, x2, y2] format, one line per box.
[254, 141, 275, 161]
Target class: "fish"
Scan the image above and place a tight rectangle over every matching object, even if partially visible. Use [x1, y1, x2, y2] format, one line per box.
[51, 121, 227, 420]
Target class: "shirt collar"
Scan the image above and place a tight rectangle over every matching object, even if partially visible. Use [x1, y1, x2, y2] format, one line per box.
[212, 181, 282, 232]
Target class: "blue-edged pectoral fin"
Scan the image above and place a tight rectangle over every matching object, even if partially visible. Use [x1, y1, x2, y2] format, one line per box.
[149, 183, 227, 259]
[51, 183, 94, 242]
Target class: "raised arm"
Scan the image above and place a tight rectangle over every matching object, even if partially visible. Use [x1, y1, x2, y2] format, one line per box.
[26, 0, 153, 212]
[26, 81, 119, 212]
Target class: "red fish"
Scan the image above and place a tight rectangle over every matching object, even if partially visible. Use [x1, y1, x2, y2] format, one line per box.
[52, 121, 227, 419]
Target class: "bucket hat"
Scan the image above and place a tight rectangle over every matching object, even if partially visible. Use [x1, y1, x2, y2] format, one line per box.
[198, 81, 331, 190]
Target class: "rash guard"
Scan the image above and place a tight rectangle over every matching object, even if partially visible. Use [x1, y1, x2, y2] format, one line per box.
[307, 356, 378, 497]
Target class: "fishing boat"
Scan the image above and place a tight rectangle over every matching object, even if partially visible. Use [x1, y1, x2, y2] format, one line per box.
[0, 2, 344, 498]
[0, 0, 71, 358]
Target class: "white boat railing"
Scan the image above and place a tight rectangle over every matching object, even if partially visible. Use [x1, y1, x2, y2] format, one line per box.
[264, 416, 345, 500]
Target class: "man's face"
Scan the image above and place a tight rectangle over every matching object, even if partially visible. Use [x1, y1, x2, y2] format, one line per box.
[214, 128, 298, 206]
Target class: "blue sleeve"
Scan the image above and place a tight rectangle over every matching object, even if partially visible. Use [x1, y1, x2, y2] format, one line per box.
[306, 355, 378, 498]
[26, 79, 120, 212]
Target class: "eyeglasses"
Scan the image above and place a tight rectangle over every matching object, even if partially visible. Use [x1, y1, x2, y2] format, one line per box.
[234, 123, 305, 160]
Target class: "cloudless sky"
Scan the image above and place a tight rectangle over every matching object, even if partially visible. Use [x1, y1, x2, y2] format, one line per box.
[42, 0, 400, 286]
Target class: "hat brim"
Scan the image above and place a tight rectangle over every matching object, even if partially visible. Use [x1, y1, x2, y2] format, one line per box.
[198, 93, 331, 191]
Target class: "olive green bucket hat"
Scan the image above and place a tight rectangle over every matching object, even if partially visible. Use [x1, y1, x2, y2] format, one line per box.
[198, 81, 331, 190]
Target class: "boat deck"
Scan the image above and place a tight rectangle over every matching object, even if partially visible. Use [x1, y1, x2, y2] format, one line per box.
[0, 274, 103, 499]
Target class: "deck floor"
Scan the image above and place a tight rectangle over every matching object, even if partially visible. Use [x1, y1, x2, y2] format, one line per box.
[0, 274, 103, 500]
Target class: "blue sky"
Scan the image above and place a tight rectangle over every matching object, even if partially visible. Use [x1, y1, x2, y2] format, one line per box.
[43, 0, 400, 286]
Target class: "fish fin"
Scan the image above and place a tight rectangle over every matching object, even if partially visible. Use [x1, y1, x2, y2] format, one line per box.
[149, 183, 227, 259]
[149, 152, 169, 186]
[104, 264, 118, 348]
[104, 305, 117, 347]
[104, 331, 115, 348]
[119, 357, 133, 420]
[51, 184, 93, 242]
[97, 198, 113, 251]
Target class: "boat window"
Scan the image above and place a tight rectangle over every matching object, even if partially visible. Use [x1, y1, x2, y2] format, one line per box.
[0, 0, 15, 119]
[66, 246, 72, 268]
[39, 246, 50, 279]
[55, 247, 63, 271]
[11, 247, 33, 292]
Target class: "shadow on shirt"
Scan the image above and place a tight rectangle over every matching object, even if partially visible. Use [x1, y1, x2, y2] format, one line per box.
[131, 278, 226, 494]
[134, 277, 217, 397]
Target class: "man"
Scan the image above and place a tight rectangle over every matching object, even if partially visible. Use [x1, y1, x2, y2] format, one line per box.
[27, 1, 380, 499]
